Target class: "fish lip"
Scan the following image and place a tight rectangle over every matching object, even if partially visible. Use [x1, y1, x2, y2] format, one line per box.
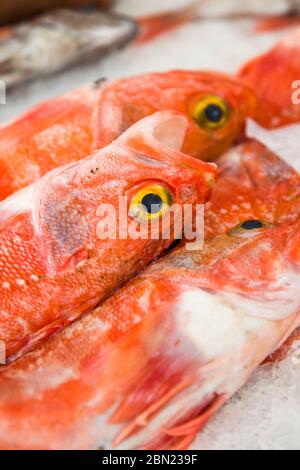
[116, 111, 218, 184]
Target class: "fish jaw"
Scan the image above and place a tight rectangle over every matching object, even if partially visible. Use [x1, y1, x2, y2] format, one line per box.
[0, 111, 216, 363]
[238, 28, 300, 128]
[96, 70, 257, 161]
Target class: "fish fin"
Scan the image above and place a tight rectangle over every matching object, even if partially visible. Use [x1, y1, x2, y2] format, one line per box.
[107, 341, 196, 446]
[139, 395, 227, 450]
[164, 395, 226, 437]
[135, 1, 200, 44]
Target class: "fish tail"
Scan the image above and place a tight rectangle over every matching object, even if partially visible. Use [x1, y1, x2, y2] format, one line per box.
[135, 1, 201, 44]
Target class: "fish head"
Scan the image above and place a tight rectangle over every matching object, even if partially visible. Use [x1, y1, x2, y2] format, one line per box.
[98, 70, 257, 161]
[0, 111, 216, 363]
[205, 139, 300, 239]
[30, 110, 216, 276]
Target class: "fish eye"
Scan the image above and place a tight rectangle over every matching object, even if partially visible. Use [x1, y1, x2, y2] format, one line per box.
[229, 219, 270, 238]
[129, 183, 173, 222]
[190, 95, 230, 129]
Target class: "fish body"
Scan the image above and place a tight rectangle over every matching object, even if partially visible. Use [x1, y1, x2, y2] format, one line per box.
[0, 217, 299, 449]
[238, 29, 300, 128]
[0, 1, 112, 25]
[0, 8, 137, 88]
[0, 111, 216, 363]
[0, 70, 256, 200]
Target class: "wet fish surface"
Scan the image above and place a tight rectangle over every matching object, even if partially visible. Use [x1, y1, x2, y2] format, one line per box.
[0, 111, 216, 363]
[0, 8, 137, 88]
[0, 1, 112, 25]
[0, 214, 299, 449]
[0, 70, 255, 200]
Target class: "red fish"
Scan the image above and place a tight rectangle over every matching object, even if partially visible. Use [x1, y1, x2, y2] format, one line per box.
[238, 29, 300, 128]
[0, 111, 216, 363]
[0, 70, 256, 200]
[0, 217, 299, 449]
[205, 140, 300, 365]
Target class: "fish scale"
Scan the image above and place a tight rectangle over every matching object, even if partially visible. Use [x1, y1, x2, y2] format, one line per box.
[0, 110, 216, 363]
[0, 70, 255, 200]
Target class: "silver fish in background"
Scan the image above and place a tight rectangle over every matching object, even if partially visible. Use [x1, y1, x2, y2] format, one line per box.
[0, 8, 137, 88]
[0, 1, 113, 25]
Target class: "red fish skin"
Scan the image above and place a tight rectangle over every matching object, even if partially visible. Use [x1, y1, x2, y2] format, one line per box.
[0, 218, 299, 449]
[255, 15, 300, 33]
[0, 70, 256, 200]
[205, 140, 300, 363]
[0, 85, 102, 201]
[205, 139, 300, 240]
[0, 111, 217, 363]
[238, 29, 300, 128]
[94, 71, 256, 160]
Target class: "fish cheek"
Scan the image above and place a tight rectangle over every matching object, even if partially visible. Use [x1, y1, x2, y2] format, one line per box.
[38, 197, 89, 275]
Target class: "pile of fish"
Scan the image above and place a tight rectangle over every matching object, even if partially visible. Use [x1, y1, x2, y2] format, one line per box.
[0, 17, 300, 450]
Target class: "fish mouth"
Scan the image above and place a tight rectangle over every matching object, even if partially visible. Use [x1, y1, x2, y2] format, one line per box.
[117, 111, 217, 183]
[152, 114, 188, 151]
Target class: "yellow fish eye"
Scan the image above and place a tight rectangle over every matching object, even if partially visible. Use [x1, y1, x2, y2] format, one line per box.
[229, 219, 271, 238]
[129, 183, 173, 222]
[191, 95, 230, 129]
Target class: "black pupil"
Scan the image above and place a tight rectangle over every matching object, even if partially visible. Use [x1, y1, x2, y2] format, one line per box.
[241, 220, 263, 230]
[204, 104, 224, 123]
[141, 193, 163, 214]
